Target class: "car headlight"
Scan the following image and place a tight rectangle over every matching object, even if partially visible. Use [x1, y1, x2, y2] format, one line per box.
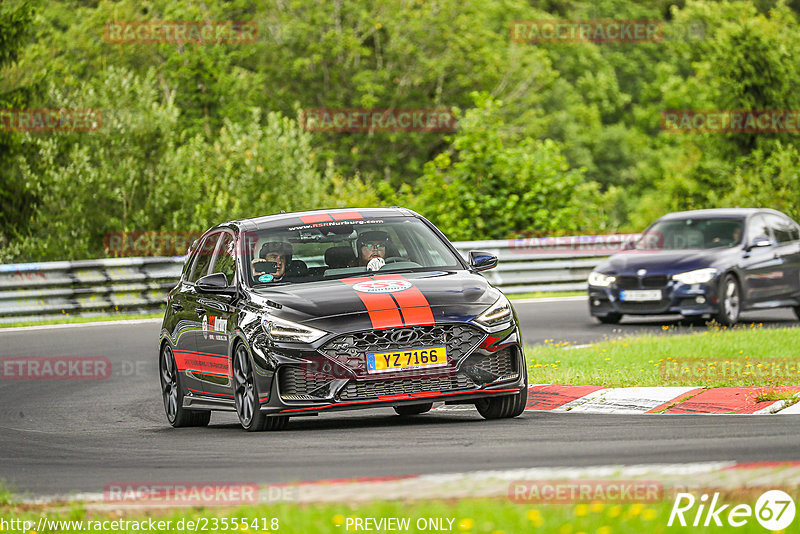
[588, 271, 616, 287]
[262, 315, 327, 343]
[672, 268, 717, 285]
[475, 294, 514, 331]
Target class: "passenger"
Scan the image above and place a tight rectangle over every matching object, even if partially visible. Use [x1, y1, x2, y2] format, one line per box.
[251, 241, 292, 281]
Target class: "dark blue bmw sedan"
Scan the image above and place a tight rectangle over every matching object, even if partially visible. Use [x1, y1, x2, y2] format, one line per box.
[588, 208, 800, 325]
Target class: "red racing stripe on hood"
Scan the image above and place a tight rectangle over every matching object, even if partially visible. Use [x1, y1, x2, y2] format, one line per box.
[340, 277, 404, 329]
[371, 274, 435, 326]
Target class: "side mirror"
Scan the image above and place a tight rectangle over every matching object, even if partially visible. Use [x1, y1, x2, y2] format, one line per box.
[747, 236, 774, 251]
[469, 250, 498, 272]
[196, 273, 237, 296]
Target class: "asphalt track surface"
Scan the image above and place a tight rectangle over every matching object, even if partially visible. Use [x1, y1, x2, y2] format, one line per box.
[1, 299, 799, 498]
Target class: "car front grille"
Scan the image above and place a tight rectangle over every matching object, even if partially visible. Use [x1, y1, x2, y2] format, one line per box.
[338, 372, 476, 401]
[642, 275, 668, 288]
[278, 366, 332, 401]
[615, 275, 668, 290]
[616, 276, 639, 289]
[319, 324, 485, 375]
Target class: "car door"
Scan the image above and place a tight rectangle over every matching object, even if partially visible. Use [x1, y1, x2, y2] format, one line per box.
[764, 213, 800, 299]
[194, 230, 239, 399]
[739, 214, 784, 304]
[165, 245, 205, 395]
[177, 231, 221, 396]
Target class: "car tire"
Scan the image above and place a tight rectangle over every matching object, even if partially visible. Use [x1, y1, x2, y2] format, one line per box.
[715, 274, 740, 326]
[596, 313, 622, 324]
[159, 344, 211, 428]
[475, 369, 528, 420]
[793, 306, 800, 321]
[233, 343, 288, 432]
[394, 403, 433, 416]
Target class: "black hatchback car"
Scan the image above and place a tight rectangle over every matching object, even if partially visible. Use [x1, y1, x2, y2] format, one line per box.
[588, 208, 800, 325]
[159, 207, 527, 431]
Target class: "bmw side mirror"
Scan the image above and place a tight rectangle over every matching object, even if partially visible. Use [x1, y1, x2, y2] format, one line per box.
[196, 273, 237, 295]
[747, 236, 774, 251]
[469, 250, 498, 272]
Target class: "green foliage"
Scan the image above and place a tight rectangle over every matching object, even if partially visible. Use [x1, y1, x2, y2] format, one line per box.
[0, 0, 39, 247]
[724, 143, 800, 221]
[2, 0, 800, 261]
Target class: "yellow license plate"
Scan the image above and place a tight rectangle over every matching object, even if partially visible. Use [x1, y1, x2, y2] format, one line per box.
[366, 346, 447, 374]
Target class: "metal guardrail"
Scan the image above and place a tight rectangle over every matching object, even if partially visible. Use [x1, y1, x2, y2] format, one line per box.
[0, 234, 639, 323]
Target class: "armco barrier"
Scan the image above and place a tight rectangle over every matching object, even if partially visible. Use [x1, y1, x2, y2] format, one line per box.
[0, 234, 639, 323]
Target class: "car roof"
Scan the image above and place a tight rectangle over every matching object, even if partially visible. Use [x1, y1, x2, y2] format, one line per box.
[219, 207, 419, 232]
[657, 208, 783, 221]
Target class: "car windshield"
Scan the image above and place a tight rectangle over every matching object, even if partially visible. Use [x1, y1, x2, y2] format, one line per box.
[242, 215, 464, 286]
[636, 218, 744, 250]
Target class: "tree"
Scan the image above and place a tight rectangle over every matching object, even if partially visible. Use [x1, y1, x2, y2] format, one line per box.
[410, 94, 599, 241]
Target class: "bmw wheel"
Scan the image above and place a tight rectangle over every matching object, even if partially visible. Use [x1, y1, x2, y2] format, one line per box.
[233, 343, 288, 432]
[160, 344, 210, 427]
[715, 274, 740, 326]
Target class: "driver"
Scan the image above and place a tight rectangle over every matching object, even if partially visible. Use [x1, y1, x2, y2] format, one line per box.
[357, 230, 390, 271]
[251, 241, 292, 281]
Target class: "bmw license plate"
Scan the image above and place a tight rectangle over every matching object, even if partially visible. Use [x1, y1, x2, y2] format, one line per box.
[366, 346, 447, 374]
[619, 289, 662, 301]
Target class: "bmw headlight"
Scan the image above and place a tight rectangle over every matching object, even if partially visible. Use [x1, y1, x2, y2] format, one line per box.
[588, 271, 616, 287]
[262, 315, 327, 343]
[672, 268, 717, 285]
[475, 294, 514, 331]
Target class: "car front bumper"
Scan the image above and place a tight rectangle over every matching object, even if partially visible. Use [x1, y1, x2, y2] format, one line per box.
[251, 322, 527, 415]
[588, 277, 723, 317]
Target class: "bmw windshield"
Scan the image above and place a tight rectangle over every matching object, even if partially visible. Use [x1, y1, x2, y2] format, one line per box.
[242, 216, 464, 286]
[635, 218, 745, 251]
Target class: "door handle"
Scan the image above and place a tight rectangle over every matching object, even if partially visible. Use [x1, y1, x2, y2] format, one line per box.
[195, 307, 206, 315]
[171, 302, 183, 312]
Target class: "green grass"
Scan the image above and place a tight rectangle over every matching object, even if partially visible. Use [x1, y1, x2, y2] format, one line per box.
[526, 324, 800, 387]
[0, 312, 162, 328]
[2, 494, 793, 534]
[508, 290, 585, 300]
[0, 481, 14, 507]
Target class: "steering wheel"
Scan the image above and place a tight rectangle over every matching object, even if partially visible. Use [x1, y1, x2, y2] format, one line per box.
[383, 257, 406, 264]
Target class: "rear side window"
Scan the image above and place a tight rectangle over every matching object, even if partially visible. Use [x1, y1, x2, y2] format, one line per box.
[764, 214, 795, 244]
[790, 222, 800, 241]
[188, 233, 221, 283]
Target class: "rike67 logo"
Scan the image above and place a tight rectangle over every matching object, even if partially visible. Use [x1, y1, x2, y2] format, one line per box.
[668, 490, 795, 530]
